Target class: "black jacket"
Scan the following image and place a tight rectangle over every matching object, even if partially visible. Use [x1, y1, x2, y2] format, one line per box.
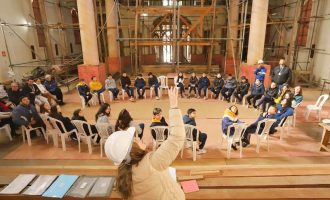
[148, 75, 159, 86]
[189, 76, 198, 86]
[264, 87, 278, 99]
[120, 76, 131, 88]
[7, 89, 23, 106]
[22, 84, 41, 103]
[236, 82, 250, 95]
[251, 84, 265, 95]
[213, 77, 224, 89]
[150, 117, 168, 127]
[271, 65, 292, 85]
[198, 77, 210, 87]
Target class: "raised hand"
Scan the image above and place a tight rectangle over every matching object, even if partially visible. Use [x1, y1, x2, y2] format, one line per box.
[168, 87, 178, 109]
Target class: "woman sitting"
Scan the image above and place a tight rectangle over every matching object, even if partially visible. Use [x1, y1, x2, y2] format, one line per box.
[274, 98, 294, 128]
[72, 109, 100, 143]
[39, 102, 51, 115]
[188, 72, 198, 97]
[89, 76, 105, 105]
[115, 109, 145, 140]
[221, 105, 243, 150]
[104, 87, 185, 199]
[274, 84, 290, 104]
[49, 105, 76, 140]
[175, 72, 185, 98]
[292, 86, 303, 108]
[95, 103, 113, 135]
[34, 78, 57, 105]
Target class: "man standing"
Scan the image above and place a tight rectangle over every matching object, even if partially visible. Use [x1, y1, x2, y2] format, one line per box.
[254, 59, 267, 84]
[271, 59, 292, 89]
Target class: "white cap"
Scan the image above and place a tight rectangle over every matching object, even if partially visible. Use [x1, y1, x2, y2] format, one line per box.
[257, 60, 264, 64]
[104, 127, 136, 165]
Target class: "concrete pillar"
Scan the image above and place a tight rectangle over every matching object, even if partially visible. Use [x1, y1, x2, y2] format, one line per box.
[77, 0, 99, 65]
[77, 0, 106, 83]
[106, 0, 121, 73]
[247, 0, 269, 65]
[227, 0, 239, 58]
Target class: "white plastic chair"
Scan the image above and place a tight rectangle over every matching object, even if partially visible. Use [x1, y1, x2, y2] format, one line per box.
[21, 125, 46, 146]
[0, 124, 12, 141]
[108, 90, 114, 102]
[48, 117, 78, 152]
[158, 76, 169, 97]
[304, 94, 329, 121]
[96, 123, 111, 157]
[277, 116, 293, 141]
[76, 86, 95, 109]
[292, 102, 302, 127]
[255, 119, 276, 153]
[92, 92, 105, 104]
[72, 120, 96, 154]
[149, 86, 160, 99]
[40, 114, 59, 147]
[181, 124, 199, 161]
[134, 88, 147, 99]
[150, 126, 169, 150]
[220, 123, 246, 159]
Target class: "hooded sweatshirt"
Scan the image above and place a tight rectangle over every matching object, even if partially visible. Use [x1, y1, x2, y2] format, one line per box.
[221, 109, 242, 134]
[89, 80, 103, 91]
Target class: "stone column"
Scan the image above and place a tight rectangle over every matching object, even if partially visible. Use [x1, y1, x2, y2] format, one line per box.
[77, 0, 106, 83]
[106, 0, 121, 73]
[227, 0, 239, 58]
[247, 0, 269, 65]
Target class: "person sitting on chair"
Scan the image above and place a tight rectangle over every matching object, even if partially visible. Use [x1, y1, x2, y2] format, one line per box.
[44, 74, 64, 105]
[241, 105, 277, 147]
[274, 84, 290, 105]
[274, 98, 294, 128]
[221, 105, 243, 150]
[221, 74, 237, 102]
[49, 105, 77, 140]
[150, 108, 168, 140]
[105, 74, 119, 100]
[95, 103, 113, 135]
[246, 79, 265, 109]
[148, 72, 160, 100]
[7, 82, 23, 106]
[134, 74, 146, 99]
[115, 109, 144, 140]
[120, 72, 135, 102]
[175, 72, 185, 98]
[12, 96, 44, 129]
[255, 82, 278, 112]
[34, 78, 57, 105]
[183, 108, 208, 154]
[188, 73, 198, 98]
[22, 77, 48, 106]
[211, 73, 224, 99]
[89, 76, 106, 105]
[77, 79, 93, 107]
[292, 86, 303, 108]
[233, 76, 250, 103]
[197, 73, 210, 100]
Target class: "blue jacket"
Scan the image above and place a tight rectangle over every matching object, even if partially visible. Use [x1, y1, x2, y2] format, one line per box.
[275, 104, 294, 126]
[251, 83, 265, 95]
[77, 84, 90, 96]
[12, 104, 42, 126]
[183, 115, 196, 126]
[134, 78, 146, 88]
[198, 77, 210, 87]
[221, 117, 242, 135]
[148, 75, 159, 86]
[44, 80, 58, 92]
[254, 66, 267, 82]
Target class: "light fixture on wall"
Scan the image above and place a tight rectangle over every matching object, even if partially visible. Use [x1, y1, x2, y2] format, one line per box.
[141, 13, 148, 17]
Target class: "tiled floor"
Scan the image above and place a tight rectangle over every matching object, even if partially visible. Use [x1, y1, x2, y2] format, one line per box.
[1, 87, 330, 163]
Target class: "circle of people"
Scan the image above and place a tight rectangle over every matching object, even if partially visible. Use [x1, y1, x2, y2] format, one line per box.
[0, 59, 302, 152]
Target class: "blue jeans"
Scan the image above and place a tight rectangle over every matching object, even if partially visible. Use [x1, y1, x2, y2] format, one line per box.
[136, 87, 145, 98]
[150, 84, 159, 97]
[108, 88, 119, 99]
[94, 88, 106, 104]
[124, 86, 134, 97]
[198, 86, 208, 97]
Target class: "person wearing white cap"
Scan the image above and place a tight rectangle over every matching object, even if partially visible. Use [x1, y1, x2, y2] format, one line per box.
[43, 74, 64, 105]
[104, 87, 185, 200]
[254, 59, 267, 84]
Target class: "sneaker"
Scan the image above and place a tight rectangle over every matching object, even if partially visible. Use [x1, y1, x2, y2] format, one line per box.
[204, 97, 208, 100]
[231, 144, 238, 151]
[155, 96, 160, 100]
[197, 96, 201, 99]
[197, 149, 207, 154]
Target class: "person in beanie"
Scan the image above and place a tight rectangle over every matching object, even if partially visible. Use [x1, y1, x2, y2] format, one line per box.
[104, 88, 185, 200]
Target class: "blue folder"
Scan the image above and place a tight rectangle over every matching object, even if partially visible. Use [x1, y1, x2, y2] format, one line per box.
[42, 175, 78, 198]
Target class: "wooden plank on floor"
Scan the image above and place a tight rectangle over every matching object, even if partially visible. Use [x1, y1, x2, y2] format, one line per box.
[185, 188, 330, 199]
[197, 175, 330, 188]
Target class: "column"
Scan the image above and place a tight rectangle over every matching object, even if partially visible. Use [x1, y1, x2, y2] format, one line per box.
[247, 0, 269, 65]
[106, 0, 120, 73]
[77, 0, 106, 83]
[226, 0, 239, 75]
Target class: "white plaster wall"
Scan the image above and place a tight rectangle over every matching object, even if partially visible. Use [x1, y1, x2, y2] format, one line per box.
[0, 0, 81, 82]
